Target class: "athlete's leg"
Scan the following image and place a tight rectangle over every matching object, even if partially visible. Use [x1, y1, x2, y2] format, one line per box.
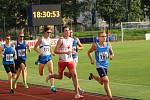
[47, 60, 57, 92]
[46, 61, 65, 80]
[8, 72, 16, 94]
[20, 63, 28, 88]
[39, 63, 45, 76]
[64, 60, 84, 94]
[7, 72, 13, 89]
[13, 68, 21, 89]
[67, 62, 83, 99]
[89, 73, 103, 85]
[47, 60, 55, 86]
[102, 76, 112, 99]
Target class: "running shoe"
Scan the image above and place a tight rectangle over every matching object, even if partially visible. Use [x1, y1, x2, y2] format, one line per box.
[23, 83, 29, 88]
[50, 86, 57, 93]
[35, 60, 39, 65]
[9, 89, 14, 94]
[89, 73, 93, 80]
[79, 88, 85, 94]
[75, 94, 84, 99]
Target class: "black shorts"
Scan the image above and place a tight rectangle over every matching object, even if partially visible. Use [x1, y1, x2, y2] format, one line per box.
[96, 67, 108, 77]
[15, 59, 26, 70]
[3, 64, 16, 74]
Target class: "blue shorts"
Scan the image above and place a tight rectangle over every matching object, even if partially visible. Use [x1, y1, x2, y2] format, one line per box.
[96, 67, 108, 77]
[39, 55, 52, 64]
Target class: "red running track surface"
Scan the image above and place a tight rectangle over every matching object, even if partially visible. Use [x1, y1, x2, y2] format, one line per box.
[0, 80, 126, 100]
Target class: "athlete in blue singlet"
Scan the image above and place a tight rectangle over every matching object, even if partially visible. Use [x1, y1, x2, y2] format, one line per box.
[34, 27, 56, 93]
[13, 32, 30, 89]
[87, 32, 114, 100]
[0, 34, 17, 94]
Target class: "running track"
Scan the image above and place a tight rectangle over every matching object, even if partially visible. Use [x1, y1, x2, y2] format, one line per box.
[0, 80, 126, 100]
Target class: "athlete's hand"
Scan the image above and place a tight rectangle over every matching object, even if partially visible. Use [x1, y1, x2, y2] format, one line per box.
[14, 55, 17, 60]
[90, 59, 95, 64]
[66, 51, 72, 55]
[38, 52, 42, 56]
[52, 53, 55, 56]
[110, 55, 114, 60]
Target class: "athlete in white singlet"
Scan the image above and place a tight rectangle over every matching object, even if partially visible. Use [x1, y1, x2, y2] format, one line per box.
[46, 26, 83, 99]
[34, 27, 56, 92]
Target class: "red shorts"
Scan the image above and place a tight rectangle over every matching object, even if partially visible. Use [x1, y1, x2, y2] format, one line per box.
[58, 61, 74, 74]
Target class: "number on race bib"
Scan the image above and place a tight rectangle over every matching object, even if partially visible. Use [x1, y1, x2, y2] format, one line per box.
[18, 49, 26, 56]
[6, 54, 13, 61]
[98, 52, 108, 61]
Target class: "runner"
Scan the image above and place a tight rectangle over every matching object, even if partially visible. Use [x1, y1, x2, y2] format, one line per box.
[64, 29, 84, 94]
[0, 34, 17, 94]
[13, 32, 30, 89]
[46, 26, 84, 99]
[87, 31, 114, 100]
[34, 27, 56, 92]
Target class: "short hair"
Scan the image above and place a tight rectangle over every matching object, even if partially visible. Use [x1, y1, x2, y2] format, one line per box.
[6, 34, 11, 38]
[62, 26, 69, 31]
[18, 32, 24, 36]
[44, 27, 52, 32]
[98, 32, 106, 37]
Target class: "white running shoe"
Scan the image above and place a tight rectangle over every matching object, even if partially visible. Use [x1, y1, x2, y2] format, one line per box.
[75, 94, 84, 99]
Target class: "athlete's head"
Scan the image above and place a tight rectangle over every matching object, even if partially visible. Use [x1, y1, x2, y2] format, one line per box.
[98, 32, 107, 42]
[63, 26, 70, 38]
[44, 27, 52, 37]
[5, 34, 11, 44]
[18, 32, 24, 41]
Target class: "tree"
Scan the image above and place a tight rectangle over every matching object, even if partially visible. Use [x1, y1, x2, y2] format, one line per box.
[61, 0, 83, 31]
[79, 0, 96, 29]
[96, 0, 125, 28]
[141, 0, 150, 20]
[128, 0, 143, 21]
[0, 0, 29, 30]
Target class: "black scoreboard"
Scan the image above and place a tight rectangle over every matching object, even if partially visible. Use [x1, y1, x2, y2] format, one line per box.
[28, 4, 61, 26]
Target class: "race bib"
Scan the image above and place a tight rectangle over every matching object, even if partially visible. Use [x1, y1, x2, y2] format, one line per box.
[41, 46, 50, 55]
[98, 52, 108, 61]
[18, 49, 26, 56]
[6, 54, 13, 61]
[59, 48, 72, 61]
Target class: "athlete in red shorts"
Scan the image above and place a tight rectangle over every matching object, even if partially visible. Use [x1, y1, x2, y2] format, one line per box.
[46, 26, 83, 99]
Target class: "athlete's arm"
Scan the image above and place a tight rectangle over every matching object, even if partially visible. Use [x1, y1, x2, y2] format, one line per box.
[108, 42, 114, 60]
[76, 38, 83, 50]
[13, 44, 17, 60]
[54, 37, 68, 54]
[0, 45, 3, 53]
[87, 43, 96, 64]
[26, 41, 31, 53]
[50, 44, 55, 56]
[34, 38, 42, 55]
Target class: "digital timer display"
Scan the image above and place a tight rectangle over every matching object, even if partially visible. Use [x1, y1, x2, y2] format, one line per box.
[28, 4, 61, 26]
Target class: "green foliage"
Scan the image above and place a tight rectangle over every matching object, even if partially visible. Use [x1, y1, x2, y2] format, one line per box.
[96, 0, 126, 26]
[128, 0, 143, 21]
